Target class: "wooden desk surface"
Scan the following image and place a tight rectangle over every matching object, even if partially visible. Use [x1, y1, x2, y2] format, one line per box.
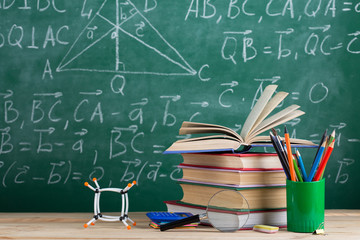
[0, 210, 359, 239]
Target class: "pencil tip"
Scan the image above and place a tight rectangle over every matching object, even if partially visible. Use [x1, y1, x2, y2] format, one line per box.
[271, 128, 278, 136]
[284, 125, 288, 133]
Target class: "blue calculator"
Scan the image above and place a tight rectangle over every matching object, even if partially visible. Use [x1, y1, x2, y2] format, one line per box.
[146, 212, 193, 222]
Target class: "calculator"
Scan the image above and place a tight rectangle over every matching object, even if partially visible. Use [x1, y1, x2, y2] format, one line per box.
[146, 212, 193, 222]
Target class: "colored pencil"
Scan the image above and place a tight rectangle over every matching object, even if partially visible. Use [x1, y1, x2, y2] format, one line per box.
[307, 140, 326, 182]
[320, 130, 335, 178]
[313, 139, 335, 181]
[284, 126, 296, 181]
[278, 136, 287, 156]
[269, 132, 290, 179]
[322, 130, 335, 159]
[295, 149, 308, 181]
[311, 130, 327, 166]
[271, 128, 290, 173]
[327, 130, 335, 146]
[276, 136, 291, 176]
[293, 157, 303, 182]
[271, 128, 278, 137]
[278, 137, 290, 171]
[273, 129, 287, 156]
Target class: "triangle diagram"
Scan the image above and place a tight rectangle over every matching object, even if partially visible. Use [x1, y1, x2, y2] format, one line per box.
[56, 0, 197, 76]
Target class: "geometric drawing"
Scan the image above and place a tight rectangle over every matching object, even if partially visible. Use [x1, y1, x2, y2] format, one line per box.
[84, 178, 137, 230]
[57, 0, 197, 76]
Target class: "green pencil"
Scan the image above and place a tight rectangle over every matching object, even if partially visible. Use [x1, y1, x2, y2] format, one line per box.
[293, 157, 303, 182]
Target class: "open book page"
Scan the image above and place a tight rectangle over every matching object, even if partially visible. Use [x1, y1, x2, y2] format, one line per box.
[176, 134, 240, 143]
[180, 122, 243, 142]
[240, 85, 278, 139]
[181, 121, 228, 128]
[245, 109, 305, 144]
[248, 91, 288, 136]
[249, 135, 316, 146]
[164, 138, 242, 153]
[247, 104, 300, 139]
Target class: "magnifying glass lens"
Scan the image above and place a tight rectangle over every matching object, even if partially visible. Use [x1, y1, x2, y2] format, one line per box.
[206, 190, 250, 232]
[160, 189, 249, 232]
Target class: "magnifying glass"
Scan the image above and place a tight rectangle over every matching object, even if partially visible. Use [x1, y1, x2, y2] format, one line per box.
[160, 190, 250, 232]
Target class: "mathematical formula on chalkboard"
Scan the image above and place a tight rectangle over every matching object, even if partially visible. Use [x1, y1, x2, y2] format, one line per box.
[0, 83, 355, 186]
[1, 0, 359, 210]
[1, 1, 360, 70]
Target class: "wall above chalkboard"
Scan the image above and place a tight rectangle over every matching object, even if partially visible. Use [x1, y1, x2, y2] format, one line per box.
[0, 0, 359, 211]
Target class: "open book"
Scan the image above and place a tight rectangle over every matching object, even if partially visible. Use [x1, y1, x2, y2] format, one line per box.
[164, 85, 316, 154]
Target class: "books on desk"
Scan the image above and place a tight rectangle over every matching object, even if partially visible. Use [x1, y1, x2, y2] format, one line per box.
[164, 152, 287, 228]
[164, 84, 316, 154]
[177, 153, 287, 210]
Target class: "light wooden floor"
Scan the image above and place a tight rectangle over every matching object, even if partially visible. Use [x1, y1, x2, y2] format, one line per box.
[0, 210, 359, 239]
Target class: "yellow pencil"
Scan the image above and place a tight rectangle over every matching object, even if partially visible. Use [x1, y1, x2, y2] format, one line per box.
[284, 126, 296, 181]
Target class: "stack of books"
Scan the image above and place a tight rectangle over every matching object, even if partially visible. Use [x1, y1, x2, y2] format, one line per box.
[164, 152, 288, 229]
[163, 85, 316, 229]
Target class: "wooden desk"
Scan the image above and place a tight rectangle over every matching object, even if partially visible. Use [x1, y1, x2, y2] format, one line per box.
[0, 210, 359, 239]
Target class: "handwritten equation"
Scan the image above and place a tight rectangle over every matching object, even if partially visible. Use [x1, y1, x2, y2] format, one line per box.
[220, 26, 360, 64]
[185, 0, 360, 21]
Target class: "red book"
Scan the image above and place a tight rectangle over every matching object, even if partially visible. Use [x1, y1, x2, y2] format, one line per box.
[180, 152, 283, 170]
[179, 164, 286, 187]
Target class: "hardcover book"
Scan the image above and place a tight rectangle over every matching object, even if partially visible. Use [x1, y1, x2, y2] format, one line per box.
[178, 181, 286, 210]
[180, 152, 283, 170]
[179, 164, 286, 187]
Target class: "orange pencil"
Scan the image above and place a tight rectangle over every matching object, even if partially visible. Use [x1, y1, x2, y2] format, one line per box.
[313, 140, 335, 181]
[284, 126, 296, 181]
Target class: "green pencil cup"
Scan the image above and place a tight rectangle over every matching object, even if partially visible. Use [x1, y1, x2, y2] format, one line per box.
[286, 179, 325, 233]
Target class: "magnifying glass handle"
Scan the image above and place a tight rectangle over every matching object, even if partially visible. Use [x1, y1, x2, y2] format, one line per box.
[160, 214, 201, 231]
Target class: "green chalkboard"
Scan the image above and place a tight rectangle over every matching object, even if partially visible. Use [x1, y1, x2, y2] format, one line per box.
[1, 0, 359, 212]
